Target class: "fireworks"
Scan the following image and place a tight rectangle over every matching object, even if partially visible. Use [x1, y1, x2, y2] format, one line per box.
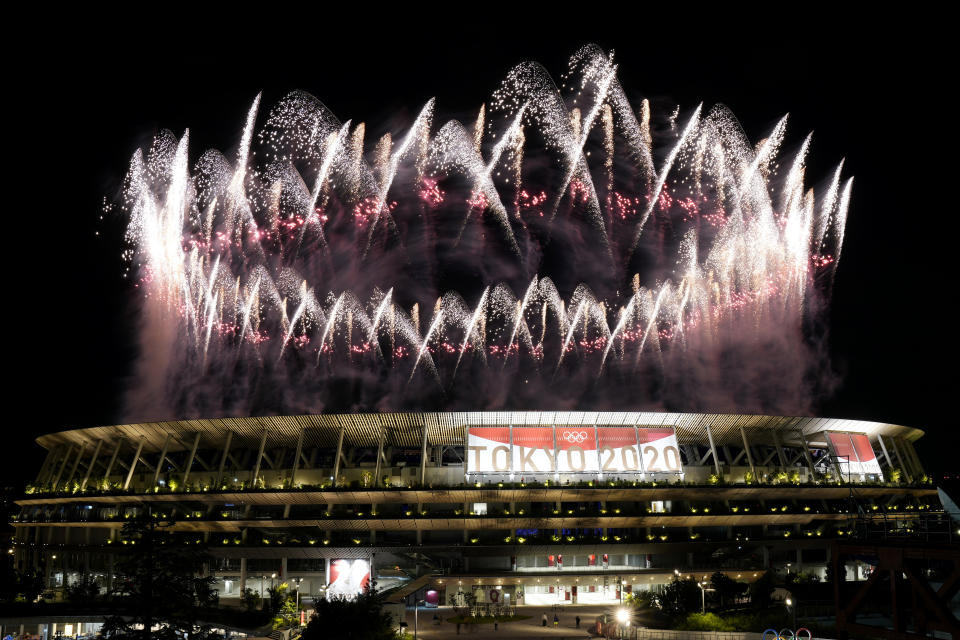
[116, 44, 850, 418]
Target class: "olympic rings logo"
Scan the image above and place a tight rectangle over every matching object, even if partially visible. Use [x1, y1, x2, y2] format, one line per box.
[762, 629, 811, 640]
[562, 431, 588, 443]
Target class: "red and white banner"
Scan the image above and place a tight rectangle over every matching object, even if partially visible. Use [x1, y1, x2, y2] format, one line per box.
[556, 427, 599, 473]
[597, 427, 642, 472]
[827, 432, 882, 477]
[512, 427, 556, 473]
[328, 558, 370, 598]
[466, 425, 683, 474]
[466, 427, 512, 472]
[637, 428, 682, 472]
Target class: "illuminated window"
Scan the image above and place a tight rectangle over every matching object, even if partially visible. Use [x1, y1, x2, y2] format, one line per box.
[473, 503, 488, 515]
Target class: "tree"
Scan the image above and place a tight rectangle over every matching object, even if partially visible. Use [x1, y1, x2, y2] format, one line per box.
[659, 578, 703, 619]
[300, 587, 395, 640]
[267, 582, 298, 629]
[709, 572, 746, 609]
[748, 570, 776, 610]
[65, 573, 102, 605]
[0, 559, 45, 605]
[101, 512, 219, 639]
[240, 587, 261, 612]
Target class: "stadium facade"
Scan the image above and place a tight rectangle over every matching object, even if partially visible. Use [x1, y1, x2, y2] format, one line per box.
[11, 412, 940, 607]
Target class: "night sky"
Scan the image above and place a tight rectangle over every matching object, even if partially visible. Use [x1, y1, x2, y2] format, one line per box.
[6, 17, 950, 487]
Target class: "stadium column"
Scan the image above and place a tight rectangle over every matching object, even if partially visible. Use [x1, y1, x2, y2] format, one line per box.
[794, 428, 816, 479]
[123, 438, 146, 491]
[464, 425, 470, 485]
[888, 436, 913, 483]
[50, 444, 75, 491]
[772, 430, 788, 470]
[180, 433, 201, 488]
[374, 431, 385, 487]
[152, 434, 171, 487]
[246, 428, 269, 519]
[80, 439, 103, 491]
[419, 422, 429, 488]
[215, 430, 234, 488]
[289, 427, 305, 487]
[738, 427, 756, 479]
[240, 557, 248, 596]
[63, 442, 88, 491]
[902, 439, 926, 478]
[876, 434, 895, 472]
[102, 438, 126, 489]
[417, 423, 428, 539]
[33, 446, 57, 487]
[333, 426, 346, 485]
[705, 423, 722, 478]
[251, 428, 268, 489]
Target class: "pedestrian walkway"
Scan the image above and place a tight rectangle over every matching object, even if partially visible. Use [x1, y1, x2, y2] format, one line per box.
[405, 604, 623, 640]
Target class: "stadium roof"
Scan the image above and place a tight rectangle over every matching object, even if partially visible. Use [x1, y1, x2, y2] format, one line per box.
[36, 412, 924, 454]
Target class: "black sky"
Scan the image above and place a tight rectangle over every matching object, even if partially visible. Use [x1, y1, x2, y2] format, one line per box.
[6, 15, 952, 487]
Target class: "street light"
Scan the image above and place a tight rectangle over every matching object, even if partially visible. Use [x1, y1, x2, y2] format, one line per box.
[293, 577, 303, 625]
[696, 581, 714, 614]
[616, 608, 629, 639]
[786, 597, 797, 629]
[414, 599, 426, 640]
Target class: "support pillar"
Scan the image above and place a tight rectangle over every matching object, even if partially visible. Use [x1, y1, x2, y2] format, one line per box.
[102, 438, 126, 488]
[889, 436, 913, 483]
[332, 427, 346, 486]
[34, 447, 58, 487]
[772, 430, 788, 469]
[705, 423, 721, 477]
[251, 428, 268, 488]
[374, 432, 385, 487]
[902, 439, 926, 478]
[739, 426, 756, 478]
[123, 438, 146, 490]
[419, 423, 429, 487]
[51, 444, 75, 491]
[65, 442, 87, 490]
[215, 431, 234, 488]
[182, 433, 201, 487]
[152, 434, 171, 487]
[80, 440, 104, 492]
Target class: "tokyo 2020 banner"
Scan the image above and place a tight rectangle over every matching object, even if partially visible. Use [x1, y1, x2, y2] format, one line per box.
[826, 432, 882, 478]
[466, 426, 682, 475]
[327, 558, 371, 598]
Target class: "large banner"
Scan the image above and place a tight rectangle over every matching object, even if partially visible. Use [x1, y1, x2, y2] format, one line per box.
[467, 427, 513, 472]
[328, 558, 370, 598]
[827, 432, 882, 477]
[512, 427, 556, 473]
[556, 426, 599, 473]
[467, 425, 683, 475]
[637, 427, 683, 472]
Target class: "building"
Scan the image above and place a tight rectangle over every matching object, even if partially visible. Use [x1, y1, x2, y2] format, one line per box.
[10, 411, 945, 609]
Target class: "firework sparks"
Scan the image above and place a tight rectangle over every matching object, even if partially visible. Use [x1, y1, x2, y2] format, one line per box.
[116, 45, 850, 417]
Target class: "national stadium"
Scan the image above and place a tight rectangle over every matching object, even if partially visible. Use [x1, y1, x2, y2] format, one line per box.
[10, 411, 941, 614]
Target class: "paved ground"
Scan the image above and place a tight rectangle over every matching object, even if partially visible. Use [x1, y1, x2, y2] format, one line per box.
[405, 604, 657, 639]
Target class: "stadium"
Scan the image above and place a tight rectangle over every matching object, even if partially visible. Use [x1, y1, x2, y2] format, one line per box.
[10, 411, 941, 612]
